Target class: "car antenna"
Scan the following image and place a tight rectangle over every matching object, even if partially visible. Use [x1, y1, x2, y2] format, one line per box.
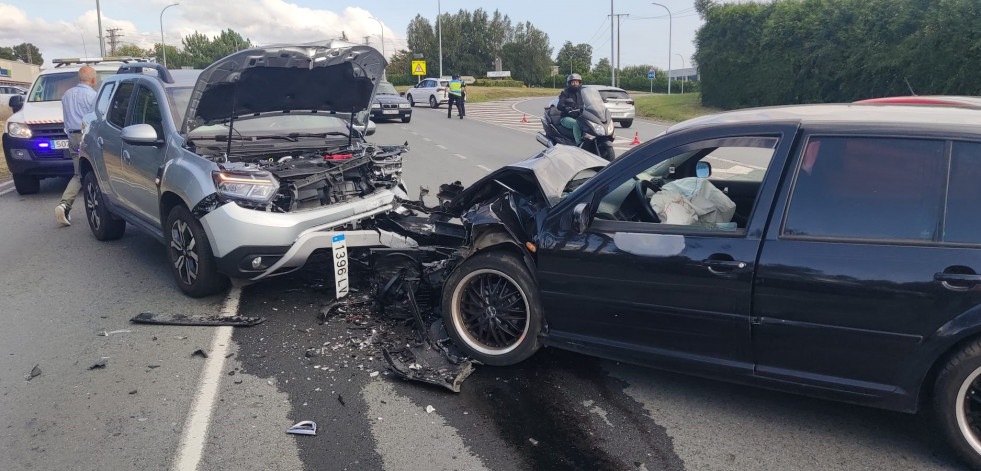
[903, 77, 917, 96]
[226, 82, 238, 158]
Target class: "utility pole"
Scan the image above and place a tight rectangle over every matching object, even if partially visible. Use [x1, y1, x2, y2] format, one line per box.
[610, 13, 629, 87]
[610, 0, 614, 86]
[106, 28, 122, 56]
[363, 36, 371, 45]
[96, 0, 105, 56]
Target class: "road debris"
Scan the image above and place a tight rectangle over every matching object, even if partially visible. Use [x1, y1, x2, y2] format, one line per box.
[337, 395, 346, 406]
[89, 358, 109, 370]
[529, 438, 540, 446]
[192, 349, 209, 358]
[426, 405, 435, 414]
[24, 364, 41, 381]
[98, 329, 132, 337]
[286, 420, 317, 436]
[130, 312, 266, 327]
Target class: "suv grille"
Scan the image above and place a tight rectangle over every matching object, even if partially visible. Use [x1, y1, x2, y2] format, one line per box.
[29, 123, 69, 159]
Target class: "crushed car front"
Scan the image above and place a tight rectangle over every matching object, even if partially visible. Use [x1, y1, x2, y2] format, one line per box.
[164, 41, 411, 280]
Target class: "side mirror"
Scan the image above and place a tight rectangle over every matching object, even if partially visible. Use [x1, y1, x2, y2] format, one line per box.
[572, 202, 592, 234]
[399, 91, 406, 97]
[353, 120, 377, 137]
[696, 161, 711, 178]
[121, 123, 160, 145]
[9, 94, 24, 113]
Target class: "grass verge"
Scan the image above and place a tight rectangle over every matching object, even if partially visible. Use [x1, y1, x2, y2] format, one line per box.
[633, 93, 721, 123]
[0, 121, 8, 181]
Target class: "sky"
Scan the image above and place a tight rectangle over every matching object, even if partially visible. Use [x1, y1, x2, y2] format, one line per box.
[0, 0, 706, 73]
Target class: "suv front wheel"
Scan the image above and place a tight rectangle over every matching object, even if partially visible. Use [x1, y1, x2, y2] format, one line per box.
[165, 206, 229, 298]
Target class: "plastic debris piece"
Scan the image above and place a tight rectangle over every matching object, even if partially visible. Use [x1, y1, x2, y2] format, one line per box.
[192, 349, 209, 358]
[98, 329, 132, 337]
[337, 395, 346, 406]
[129, 390, 138, 395]
[89, 358, 109, 370]
[529, 438, 539, 446]
[147, 364, 161, 369]
[425, 405, 435, 414]
[24, 364, 41, 381]
[369, 371, 380, 378]
[286, 420, 317, 436]
[382, 348, 474, 393]
[131, 312, 265, 327]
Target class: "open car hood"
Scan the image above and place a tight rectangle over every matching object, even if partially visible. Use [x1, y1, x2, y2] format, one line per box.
[181, 41, 386, 134]
[447, 145, 609, 212]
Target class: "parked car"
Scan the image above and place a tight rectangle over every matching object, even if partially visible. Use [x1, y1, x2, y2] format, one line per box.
[3, 57, 134, 194]
[0, 85, 27, 121]
[423, 103, 981, 470]
[406, 77, 449, 108]
[370, 81, 411, 123]
[585, 84, 635, 128]
[77, 42, 408, 297]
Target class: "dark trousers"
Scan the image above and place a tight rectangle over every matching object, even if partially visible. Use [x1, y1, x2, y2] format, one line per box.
[448, 94, 465, 118]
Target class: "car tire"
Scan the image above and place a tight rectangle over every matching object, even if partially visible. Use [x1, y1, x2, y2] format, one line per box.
[401, 115, 411, 123]
[620, 119, 633, 128]
[164, 205, 229, 298]
[12, 174, 39, 195]
[407, 95, 415, 107]
[441, 251, 543, 366]
[429, 96, 438, 108]
[935, 338, 981, 470]
[82, 170, 125, 240]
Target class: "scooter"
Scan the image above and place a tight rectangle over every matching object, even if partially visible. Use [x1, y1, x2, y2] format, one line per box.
[535, 86, 617, 161]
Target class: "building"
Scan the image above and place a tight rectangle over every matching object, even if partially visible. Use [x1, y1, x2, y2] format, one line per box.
[0, 58, 41, 88]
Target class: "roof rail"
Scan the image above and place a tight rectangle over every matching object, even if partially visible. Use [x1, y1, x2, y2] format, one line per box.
[52, 56, 139, 67]
[116, 62, 174, 84]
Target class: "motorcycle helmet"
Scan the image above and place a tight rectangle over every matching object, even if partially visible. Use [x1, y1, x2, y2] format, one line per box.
[567, 73, 582, 88]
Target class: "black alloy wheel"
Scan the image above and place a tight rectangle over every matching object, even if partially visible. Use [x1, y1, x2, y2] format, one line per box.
[82, 171, 125, 240]
[429, 95, 438, 108]
[165, 206, 228, 298]
[442, 251, 543, 365]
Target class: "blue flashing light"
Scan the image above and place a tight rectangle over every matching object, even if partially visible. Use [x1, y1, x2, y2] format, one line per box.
[36, 141, 51, 149]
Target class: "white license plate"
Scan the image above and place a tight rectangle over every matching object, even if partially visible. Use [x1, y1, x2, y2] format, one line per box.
[53, 139, 69, 149]
[383, 109, 398, 115]
[331, 234, 349, 299]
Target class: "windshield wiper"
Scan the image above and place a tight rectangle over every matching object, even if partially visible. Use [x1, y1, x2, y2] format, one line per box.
[206, 132, 350, 142]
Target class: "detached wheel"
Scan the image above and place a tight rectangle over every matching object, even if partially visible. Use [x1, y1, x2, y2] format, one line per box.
[165, 205, 228, 298]
[407, 95, 415, 107]
[441, 251, 543, 365]
[12, 174, 39, 195]
[935, 339, 981, 470]
[82, 171, 125, 240]
[429, 95, 438, 108]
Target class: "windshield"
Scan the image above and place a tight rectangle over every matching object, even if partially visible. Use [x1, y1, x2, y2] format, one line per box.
[27, 70, 115, 102]
[167, 87, 192, 127]
[581, 87, 609, 122]
[376, 82, 398, 95]
[187, 114, 351, 138]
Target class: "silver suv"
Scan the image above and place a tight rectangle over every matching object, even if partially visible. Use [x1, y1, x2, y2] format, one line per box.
[405, 77, 449, 108]
[77, 42, 410, 297]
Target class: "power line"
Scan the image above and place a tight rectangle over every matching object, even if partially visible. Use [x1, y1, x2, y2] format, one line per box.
[106, 28, 122, 55]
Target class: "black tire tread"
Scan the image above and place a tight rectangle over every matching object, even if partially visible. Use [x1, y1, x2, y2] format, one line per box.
[934, 337, 981, 470]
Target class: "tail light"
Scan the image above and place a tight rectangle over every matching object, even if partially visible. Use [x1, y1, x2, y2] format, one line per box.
[626, 100, 635, 105]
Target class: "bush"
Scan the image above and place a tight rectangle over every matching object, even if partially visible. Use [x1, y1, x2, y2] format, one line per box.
[473, 79, 526, 88]
[385, 74, 417, 86]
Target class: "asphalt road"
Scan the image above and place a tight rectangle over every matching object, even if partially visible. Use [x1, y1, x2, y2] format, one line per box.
[0, 100, 969, 471]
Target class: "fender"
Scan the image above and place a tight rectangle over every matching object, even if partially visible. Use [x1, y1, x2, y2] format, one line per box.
[902, 304, 981, 410]
[157, 138, 221, 218]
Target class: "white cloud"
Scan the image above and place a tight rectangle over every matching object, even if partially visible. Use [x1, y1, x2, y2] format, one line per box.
[0, 1, 398, 67]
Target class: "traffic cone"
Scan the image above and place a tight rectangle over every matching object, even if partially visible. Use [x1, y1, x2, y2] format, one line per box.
[522, 114, 528, 123]
[630, 131, 641, 145]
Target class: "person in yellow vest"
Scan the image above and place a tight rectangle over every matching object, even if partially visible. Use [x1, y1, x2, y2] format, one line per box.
[447, 75, 466, 119]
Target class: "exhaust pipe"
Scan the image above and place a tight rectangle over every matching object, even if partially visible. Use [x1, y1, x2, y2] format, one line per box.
[535, 133, 554, 148]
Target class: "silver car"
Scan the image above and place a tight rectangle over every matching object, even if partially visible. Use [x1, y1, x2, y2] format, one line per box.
[78, 42, 410, 297]
[585, 85, 636, 128]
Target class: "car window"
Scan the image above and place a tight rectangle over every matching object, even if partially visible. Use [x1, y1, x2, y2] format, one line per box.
[599, 90, 630, 100]
[96, 82, 116, 116]
[944, 141, 981, 244]
[27, 70, 117, 102]
[595, 136, 779, 232]
[783, 136, 946, 241]
[132, 85, 164, 138]
[107, 82, 135, 128]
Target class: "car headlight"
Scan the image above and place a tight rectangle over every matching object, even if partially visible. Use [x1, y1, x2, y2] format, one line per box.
[398, 103, 410, 109]
[212, 169, 279, 204]
[7, 122, 31, 139]
[371, 103, 381, 109]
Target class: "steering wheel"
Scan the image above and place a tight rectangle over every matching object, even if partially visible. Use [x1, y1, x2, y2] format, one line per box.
[632, 179, 661, 223]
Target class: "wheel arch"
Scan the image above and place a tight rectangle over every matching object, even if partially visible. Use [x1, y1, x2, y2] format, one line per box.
[159, 191, 188, 225]
[466, 224, 538, 282]
[917, 325, 981, 412]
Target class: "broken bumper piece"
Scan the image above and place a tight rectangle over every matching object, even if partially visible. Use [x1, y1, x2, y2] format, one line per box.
[130, 312, 266, 327]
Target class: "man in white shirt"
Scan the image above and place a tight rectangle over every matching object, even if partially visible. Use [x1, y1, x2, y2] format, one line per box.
[55, 66, 98, 226]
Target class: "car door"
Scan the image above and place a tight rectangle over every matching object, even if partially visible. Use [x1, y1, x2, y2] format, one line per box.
[535, 123, 798, 377]
[101, 80, 136, 205]
[119, 82, 168, 223]
[753, 132, 981, 400]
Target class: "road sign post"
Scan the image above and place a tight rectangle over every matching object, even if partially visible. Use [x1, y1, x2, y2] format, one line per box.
[411, 60, 426, 84]
[648, 67, 655, 93]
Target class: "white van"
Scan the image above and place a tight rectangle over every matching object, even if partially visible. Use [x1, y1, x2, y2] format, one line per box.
[2, 57, 138, 194]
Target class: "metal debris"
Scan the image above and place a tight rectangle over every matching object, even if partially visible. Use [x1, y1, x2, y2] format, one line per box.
[130, 312, 265, 327]
[89, 358, 109, 370]
[24, 364, 41, 381]
[286, 420, 317, 436]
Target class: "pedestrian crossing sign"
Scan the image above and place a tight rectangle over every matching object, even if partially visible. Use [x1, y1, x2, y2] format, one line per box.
[412, 61, 426, 76]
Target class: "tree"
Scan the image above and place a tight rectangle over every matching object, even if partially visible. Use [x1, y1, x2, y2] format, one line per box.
[406, 15, 437, 76]
[12, 43, 42, 65]
[180, 29, 251, 69]
[555, 41, 592, 77]
[0, 47, 14, 60]
[592, 58, 612, 85]
[116, 44, 151, 58]
[500, 21, 552, 86]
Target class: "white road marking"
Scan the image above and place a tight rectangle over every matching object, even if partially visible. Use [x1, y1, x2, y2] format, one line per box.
[476, 164, 492, 172]
[422, 137, 432, 142]
[171, 286, 242, 471]
[436, 144, 447, 150]
[454, 154, 467, 160]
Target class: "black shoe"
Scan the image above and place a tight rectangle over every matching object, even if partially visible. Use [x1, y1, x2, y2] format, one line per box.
[447, 115, 451, 119]
[459, 115, 463, 119]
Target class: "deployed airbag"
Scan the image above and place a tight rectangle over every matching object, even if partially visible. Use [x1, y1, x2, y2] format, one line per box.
[650, 177, 736, 226]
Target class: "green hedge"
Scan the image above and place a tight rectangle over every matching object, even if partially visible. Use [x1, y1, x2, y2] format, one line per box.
[473, 79, 526, 88]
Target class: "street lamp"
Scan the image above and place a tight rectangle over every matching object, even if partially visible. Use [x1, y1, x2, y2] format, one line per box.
[437, 0, 443, 78]
[160, 3, 179, 68]
[368, 16, 385, 57]
[674, 53, 685, 93]
[651, 2, 672, 94]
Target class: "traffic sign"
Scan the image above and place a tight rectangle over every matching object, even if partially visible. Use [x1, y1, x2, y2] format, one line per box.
[648, 68, 656, 80]
[411, 60, 426, 76]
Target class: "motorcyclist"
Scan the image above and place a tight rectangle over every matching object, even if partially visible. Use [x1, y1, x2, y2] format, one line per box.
[556, 73, 584, 145]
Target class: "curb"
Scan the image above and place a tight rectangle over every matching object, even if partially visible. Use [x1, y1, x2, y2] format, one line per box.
[0, 178, 14, 195]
